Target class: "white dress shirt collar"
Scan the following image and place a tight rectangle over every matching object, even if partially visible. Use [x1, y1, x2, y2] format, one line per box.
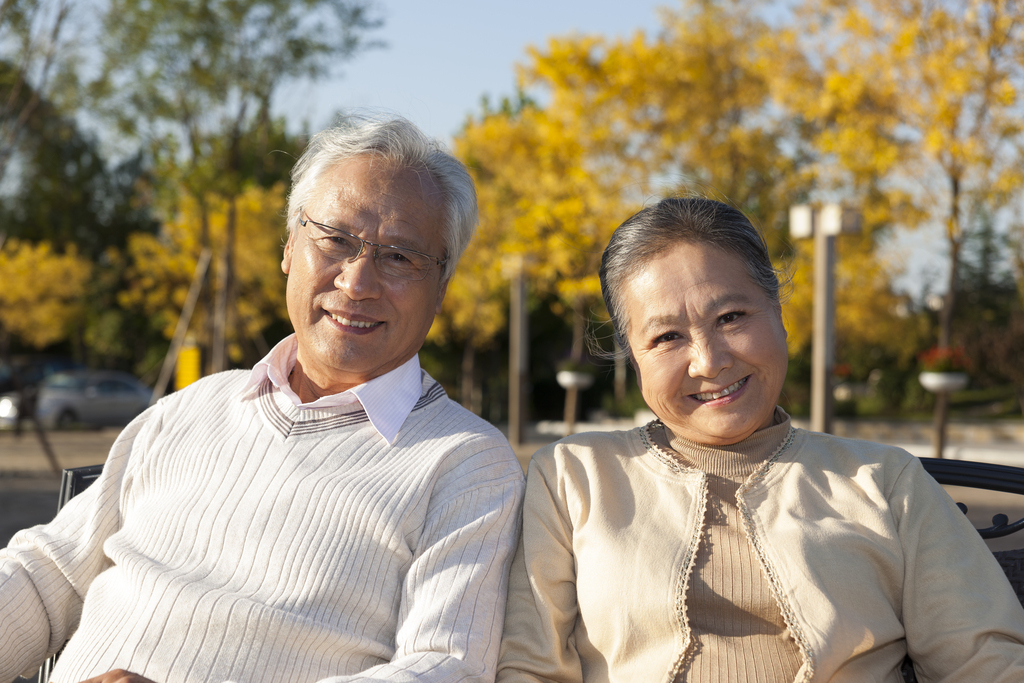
[242, 334, 423, 444]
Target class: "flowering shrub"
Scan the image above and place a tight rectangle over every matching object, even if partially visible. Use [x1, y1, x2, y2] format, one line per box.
[917, 346, 970, 373]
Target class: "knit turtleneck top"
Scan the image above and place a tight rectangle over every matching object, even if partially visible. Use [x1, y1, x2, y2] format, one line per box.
[655, 408, 802, 682]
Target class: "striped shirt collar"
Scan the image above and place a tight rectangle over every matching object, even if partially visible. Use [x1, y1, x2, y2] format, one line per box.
[242, 334, 422, 444]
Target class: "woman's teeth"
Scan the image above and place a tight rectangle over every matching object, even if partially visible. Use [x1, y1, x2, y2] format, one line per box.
[694, 377, 747, 402]
[331, 313, 380, 328]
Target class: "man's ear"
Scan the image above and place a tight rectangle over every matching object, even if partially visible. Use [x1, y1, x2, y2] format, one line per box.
[281, 230, 296, 275]
[435, 278, 450, 314]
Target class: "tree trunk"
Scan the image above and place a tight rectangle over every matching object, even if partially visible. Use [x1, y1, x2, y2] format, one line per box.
[211, 196, 236, 373]
[211, 117, 244, 373]
[562, 296, 587, 436]
[461, 339, 476, 411]
[200, 202, 215, 376]
[932, 174, 962, 458]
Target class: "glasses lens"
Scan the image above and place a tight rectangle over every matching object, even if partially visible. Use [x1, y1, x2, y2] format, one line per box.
[376, 246, 432, 280]
[311, 227, 361, 261]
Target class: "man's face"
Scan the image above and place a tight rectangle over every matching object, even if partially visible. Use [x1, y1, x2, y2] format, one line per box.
[281, 156, 449, 394]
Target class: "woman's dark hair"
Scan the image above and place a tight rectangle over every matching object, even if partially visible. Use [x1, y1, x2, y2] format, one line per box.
[599, 197, 784, 357]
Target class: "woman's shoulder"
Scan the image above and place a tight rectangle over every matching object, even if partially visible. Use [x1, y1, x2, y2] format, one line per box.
[789, 427, 917, 464]
[527, 422, 704, 483]
[532, 426, 645, 460]
[782, 427, 924, 490]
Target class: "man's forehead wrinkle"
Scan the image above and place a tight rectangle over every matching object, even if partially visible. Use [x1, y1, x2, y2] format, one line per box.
[387, 163, 445, 213]
[359, 157, 444, 206]
[307, 161, 442, 255]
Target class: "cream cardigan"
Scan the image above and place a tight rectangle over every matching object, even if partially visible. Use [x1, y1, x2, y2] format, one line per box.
[497, 423, 1024, 683]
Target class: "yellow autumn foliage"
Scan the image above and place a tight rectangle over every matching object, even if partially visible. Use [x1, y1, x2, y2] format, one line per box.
[454, 102, 631, 350]
[769, 0, 1024, 228]
[0, 239, 93, 348]
[119, 183, 288, 357]
[519, 0, 806, 246]
[783, 235, 929, 365]
[765, 0, 1024, 357]
[449, 0, 812, 354]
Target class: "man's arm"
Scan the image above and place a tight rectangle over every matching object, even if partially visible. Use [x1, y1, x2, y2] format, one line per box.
[324, 447, 524, 683]
[0, 411, 148, 683]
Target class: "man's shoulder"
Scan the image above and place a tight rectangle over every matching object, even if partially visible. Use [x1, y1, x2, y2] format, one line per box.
[155, 370, 251, 410]
[401, 381, 522, 483]
[407, 384, 507, 446]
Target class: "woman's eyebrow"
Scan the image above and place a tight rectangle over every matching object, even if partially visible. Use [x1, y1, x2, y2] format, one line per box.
[638, 293, 756, 335]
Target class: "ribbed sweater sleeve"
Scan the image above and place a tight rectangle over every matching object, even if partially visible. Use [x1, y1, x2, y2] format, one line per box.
[0, 370, 525, 683]
[0, 404, 147, 680]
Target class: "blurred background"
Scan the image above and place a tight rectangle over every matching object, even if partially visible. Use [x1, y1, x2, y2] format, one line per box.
[1, 0, 1022, 446]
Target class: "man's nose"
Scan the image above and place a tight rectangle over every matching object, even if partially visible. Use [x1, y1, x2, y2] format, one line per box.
[334, 249, 383, 299]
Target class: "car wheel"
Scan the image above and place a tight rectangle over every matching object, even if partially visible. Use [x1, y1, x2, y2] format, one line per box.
[56, 409, 77, 429]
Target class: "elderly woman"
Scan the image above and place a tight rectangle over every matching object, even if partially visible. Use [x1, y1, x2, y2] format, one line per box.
[496, 198, 1024, 683]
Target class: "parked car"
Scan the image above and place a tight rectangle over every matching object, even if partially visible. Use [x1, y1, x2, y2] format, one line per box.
[0, 355, 84, 394]
[0, 370, 152, 429]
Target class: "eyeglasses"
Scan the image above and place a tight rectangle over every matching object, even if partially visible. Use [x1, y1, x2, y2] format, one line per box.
[300, 215, 447, 281]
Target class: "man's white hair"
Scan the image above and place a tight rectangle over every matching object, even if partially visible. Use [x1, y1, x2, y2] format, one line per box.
[287, 113, 477, 280]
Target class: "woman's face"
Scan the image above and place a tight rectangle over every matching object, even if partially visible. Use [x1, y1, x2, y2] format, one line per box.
[621, 240, 789, 446]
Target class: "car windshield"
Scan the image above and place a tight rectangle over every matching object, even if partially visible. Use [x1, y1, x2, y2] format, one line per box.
[43, 374, 88, 390]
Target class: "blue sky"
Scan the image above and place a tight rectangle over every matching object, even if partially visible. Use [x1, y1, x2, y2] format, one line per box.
[280, 0, 669, 142]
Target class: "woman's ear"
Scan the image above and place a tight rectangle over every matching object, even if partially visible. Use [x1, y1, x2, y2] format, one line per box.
[631, 354, 642, 391]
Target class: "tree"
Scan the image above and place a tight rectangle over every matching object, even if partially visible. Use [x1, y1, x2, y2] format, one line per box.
[118, 182, 289, 386]
[0, 93, 156, 259]
[426, 163, 510, 412]
[456, 98, 631, 430]
[0, 238, 91, 351]
[452, 1, 815, 424]
[769, 0, 1024, 448]
[0, 0, 75, 193]
[954, 211, 1023, 412]
[521, 0, 808, 243]
[91, 0, 380, 373]
[773, 0, 1024, 339]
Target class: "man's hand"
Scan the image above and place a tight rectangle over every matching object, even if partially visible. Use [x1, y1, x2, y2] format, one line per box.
[76, 669, 158, 683]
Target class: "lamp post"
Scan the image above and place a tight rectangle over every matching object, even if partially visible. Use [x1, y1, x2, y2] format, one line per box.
[789, 204, 861, 434]
[504, 255, 529, 449]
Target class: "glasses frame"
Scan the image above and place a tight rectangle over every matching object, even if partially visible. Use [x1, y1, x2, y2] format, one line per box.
[300, 215, 448, 281]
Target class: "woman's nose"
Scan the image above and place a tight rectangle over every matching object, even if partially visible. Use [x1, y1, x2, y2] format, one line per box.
[688, 336, 731, 379]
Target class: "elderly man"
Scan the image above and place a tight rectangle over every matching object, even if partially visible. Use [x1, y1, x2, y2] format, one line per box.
[0, 115, 525, 683]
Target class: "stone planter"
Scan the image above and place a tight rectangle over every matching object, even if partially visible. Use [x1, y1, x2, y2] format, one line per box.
[556, 370, 594, 391]
[919, 371, 969, 393]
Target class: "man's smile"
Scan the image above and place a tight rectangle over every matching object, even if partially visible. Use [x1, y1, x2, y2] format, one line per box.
[328, 311, 383, 329]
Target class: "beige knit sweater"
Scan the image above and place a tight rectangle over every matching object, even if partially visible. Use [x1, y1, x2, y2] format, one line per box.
[0, 369, 525, 683]
[497, 421, 1024, 683]
[657, 410, 801, 681]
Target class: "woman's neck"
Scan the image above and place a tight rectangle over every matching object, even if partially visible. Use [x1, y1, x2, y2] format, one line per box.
[663, 407, 791, 479]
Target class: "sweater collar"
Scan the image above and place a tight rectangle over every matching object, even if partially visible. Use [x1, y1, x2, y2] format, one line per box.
[242, 334, 423, 444]
[662, 407, 792, 479]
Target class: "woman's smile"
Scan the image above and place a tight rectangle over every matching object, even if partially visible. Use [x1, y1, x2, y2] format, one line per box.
[691, 375, 749, 403]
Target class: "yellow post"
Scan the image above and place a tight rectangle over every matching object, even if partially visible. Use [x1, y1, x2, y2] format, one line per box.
[175, 339, 202, 390]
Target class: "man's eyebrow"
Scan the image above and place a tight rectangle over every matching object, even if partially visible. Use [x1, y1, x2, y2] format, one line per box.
[313, 215, 430, 251]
